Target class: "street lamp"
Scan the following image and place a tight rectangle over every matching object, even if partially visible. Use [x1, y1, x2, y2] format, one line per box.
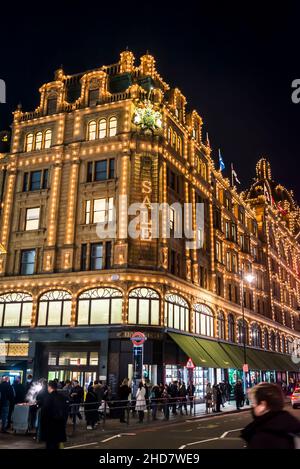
[240, 270, 255, 397]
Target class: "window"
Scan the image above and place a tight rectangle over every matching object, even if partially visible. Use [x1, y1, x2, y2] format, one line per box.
[228, 314, 235, 342]
[177, 136, 182, 155]
[30, 171, 42, 191]
[88, 89, 99, 106]
[109, 117, 117, 137]
[86, 159, 115, 182]
[77, 288, 123, 325]
[20, 249, 35, 275]
[128, 288, 160, 325]
[44, 130, 52, 149]
[105, 241, 112, 269]
[238, 319, 248, 345]
[85, 197, 114, 224]
[109, 159, 115, 179]
[25, 133, 34, 152]
[264, 329, 269, 350]
[282, 335, 286, 354]
[23, 170, 48, 192]
[165, 294, 189, 332]
[90, 243, 103, 270]
[226, 251, 231, 270]
[88, 120, 97, 140]
[218, 312, 225, 339]
[47, 97, 57, 115]
[270, 331, 276, 351]
[251, 323, 262, 348]
[232, 253, 237, 273]
[25, 208, 40, 231]
[170, 207, 175, 231]
[80, 244, 87, 271]
[35, 132, 43, 150]
[99, 118, 107, 139]
[215, 241, 222, 262]
[0, 292, 32, 327]
[194, 304, 214, 337]
[225, 221, 230, 239]
[37, 290, 72, 326]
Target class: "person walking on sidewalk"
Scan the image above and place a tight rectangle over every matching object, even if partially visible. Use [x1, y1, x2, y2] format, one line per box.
[234, 380, 244, 411]
[118, 378, 131, 423]
[178, 381, 188, 415]
[162, 384, 170, 420]
[84, 385, 98, 430]
[70, 380, 84, 424]
[205, 382, 213, 414]
[213, 384, 222, 413]
[40, 380, 68, 450]
[241, 382, 300, 449]
[187, 381, 195, 415]
[150, 384, 160, 420]
[135, 381, 147, 423]
[0, 376, 14, 432]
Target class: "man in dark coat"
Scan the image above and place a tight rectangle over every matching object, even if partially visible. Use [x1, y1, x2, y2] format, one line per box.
[0, 376, 14, 432]
[118, 378, 131, 423]
[241, 382, 300, 449]
[40, 380, 68, 450]
[234, 380, 244, 410]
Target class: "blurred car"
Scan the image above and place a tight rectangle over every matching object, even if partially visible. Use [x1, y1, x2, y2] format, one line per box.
[291, 388, 300, 409]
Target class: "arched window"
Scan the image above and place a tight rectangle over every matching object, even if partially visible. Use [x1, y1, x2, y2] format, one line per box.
[238, 318, 249, 345]
[281, 335, 286, 354]
[128, 288, 160, 325]
[44, 129, 52, 149]
[270, 331, 276, 351]
[228, 314, 235, 342]
[251, 323, 262, 348]
[77, 288, 122, 325]
[35, 132, 43, 150]
[194, 304, 214, 337]
[177, 136, 182, 155]
[25, 133, 34, 152]
[108, 117, 117, 137]
[276, 333, 281, 352]
[217, 311, 225, 339]
[0, 292, 32, 327]
[264, 329, 269, 350]
[99, 118, 107, 139]
[172, 131, 177, 147]
[168, 127, 172, 142]
[287, 337, 294, 354]
[38, 290, 72, 326]
[88, 120, 97, 141]
[165, 293, 189, 332]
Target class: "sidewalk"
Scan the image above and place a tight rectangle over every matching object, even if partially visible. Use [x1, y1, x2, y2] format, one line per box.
[0, 400, 250, 449]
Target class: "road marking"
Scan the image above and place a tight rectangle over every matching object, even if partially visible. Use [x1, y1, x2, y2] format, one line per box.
[65, 442, 98, 449]
[101, 433, 136, 443]
[178, 428, 243, 449]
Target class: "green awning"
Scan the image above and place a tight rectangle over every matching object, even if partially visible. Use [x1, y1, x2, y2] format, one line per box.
[220, 342, 252, 369]
[169, 333, 219, 368]
[248, 348, 274, 370]
[195, 338, 236, 369]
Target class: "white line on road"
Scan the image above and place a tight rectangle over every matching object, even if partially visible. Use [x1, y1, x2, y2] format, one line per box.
[178, 428, 243, 449]
[101, 433, 136, 443]
[65, 442, 98, 449]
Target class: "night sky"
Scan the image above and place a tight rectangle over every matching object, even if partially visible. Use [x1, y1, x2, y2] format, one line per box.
[1, 2, 299, 199]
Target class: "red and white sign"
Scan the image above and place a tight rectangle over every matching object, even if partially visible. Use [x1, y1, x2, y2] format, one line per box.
[186, 357, 195, 369]
[130, 331, 147, 347]
[243, 364, 249, 373]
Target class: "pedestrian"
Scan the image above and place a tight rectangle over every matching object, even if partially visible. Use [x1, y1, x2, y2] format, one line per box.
[205, 382, 213, 414]
[178, 381, 188, 415]
[0, 376, 14, 432]
[234, 380, 244, 410]
[225, 381, 232, 402]
[84, 385, 99, 430]
[40, 380, 68, 450]
[25, 374, 33, 396]
[150, 384, 160, 420]
[187, 381, 195, 415]
[118, 378, 131, 423]
[162, 384, 170, 420]
[135, 381, 146, 423]
[241, 382, 300, 449]
[214, 384, 222, 413]
[35, 379, 49, 442]
[12, 376, 25, 404]
[219, 382, 226, 407]
[69, 380, 84, 424]
[168, 380, 178, 415]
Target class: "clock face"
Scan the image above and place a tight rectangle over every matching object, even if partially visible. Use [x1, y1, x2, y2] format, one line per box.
[133, 101, 162, 131]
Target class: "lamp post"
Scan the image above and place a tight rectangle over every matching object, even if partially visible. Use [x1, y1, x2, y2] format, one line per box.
[240, 270, 255, 397]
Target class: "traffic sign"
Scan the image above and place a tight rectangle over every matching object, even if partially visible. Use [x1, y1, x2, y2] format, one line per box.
[130, 331, 147, 347]
[186, 357, 195, 369]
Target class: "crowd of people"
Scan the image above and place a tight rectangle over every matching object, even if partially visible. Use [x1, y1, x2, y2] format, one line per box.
[1, 373, 300, 449]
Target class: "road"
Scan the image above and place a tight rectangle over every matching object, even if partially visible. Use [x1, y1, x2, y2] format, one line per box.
[1, 405, 299, 450]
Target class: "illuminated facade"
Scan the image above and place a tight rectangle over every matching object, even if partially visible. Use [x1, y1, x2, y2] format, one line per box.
[0, 51, 299, 396]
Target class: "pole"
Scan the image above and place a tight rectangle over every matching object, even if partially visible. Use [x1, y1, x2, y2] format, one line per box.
[241, 272, 247, 397]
